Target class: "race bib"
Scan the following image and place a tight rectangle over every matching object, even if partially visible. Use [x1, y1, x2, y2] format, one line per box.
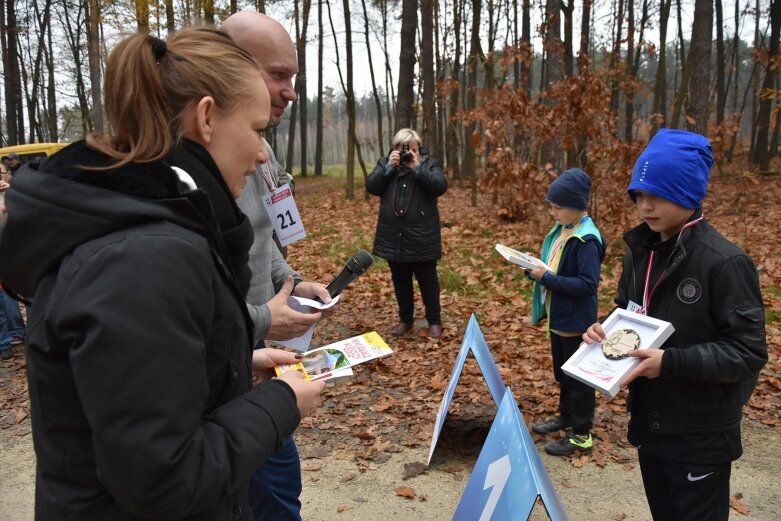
[262, 184, 306, 247]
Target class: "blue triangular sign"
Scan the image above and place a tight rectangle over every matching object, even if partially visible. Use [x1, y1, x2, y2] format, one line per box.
[453, 388, 569, 521]
[428, 314, 506, 465]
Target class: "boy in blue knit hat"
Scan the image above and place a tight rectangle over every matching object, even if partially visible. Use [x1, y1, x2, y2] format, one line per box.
[583, 129, 767, 520]
[528, 168, 605, 456]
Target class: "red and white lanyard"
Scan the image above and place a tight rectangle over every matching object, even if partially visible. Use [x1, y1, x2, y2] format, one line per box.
[259, 162, 277, 191]
[638, 216, 703, 315]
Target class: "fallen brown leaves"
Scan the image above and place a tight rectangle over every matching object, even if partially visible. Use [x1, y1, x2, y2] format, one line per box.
[394, 485, 416, 499]
[1, 167, 778, 481]
[290, 167, 780, 468]
[730, 493, 751, 515]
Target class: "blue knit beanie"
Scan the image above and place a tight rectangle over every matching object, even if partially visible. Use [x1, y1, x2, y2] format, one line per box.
[546, 168, 591, 210]
[628, 129, 713, 209]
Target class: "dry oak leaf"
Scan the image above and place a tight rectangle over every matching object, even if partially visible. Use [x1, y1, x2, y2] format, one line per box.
[394, 486, 417, 499]
[402, 461, 428, 480]
[730, 493, 751, 515]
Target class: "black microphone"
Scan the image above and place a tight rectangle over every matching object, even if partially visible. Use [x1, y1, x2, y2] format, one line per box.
[324, 249, 373, 298]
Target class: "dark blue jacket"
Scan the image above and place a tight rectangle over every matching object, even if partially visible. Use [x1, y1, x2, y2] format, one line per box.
[531, 217, 605, 333]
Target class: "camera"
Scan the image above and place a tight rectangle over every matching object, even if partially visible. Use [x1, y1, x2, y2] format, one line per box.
[399, 143, 412, 163]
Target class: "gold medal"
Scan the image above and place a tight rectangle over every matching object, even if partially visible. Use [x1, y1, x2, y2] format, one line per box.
[601, 329, 641, 360]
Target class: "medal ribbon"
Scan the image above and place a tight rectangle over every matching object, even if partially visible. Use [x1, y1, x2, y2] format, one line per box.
[638, 216, 703, 315]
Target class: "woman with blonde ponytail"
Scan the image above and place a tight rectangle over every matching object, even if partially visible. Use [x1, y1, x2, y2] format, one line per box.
[0, 27, 324, 520]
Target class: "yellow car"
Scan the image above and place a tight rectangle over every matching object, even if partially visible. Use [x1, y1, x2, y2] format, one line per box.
[0, 142, 68, 167]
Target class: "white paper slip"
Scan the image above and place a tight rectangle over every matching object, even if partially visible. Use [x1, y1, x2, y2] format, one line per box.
[271, 294, 341, 352]
[495, 243, 553, 272]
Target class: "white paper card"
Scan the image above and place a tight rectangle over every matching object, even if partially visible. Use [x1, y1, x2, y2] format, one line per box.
[495, 243, 553, 272]
[271, 294, 340, 352]
[262, 184, 306, 247]
[561, 308, 674, 397]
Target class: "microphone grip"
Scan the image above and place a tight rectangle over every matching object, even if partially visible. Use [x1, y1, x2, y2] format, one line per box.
[325, 269, 359, 298]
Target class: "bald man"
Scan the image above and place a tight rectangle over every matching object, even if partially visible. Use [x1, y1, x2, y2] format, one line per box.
[222, 11, 329, 521]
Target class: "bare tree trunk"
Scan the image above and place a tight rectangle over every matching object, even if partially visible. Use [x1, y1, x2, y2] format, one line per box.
[670, 0, 691, 129]
[342, 0, 356, 198]
[726, 0, 741, 160]
[434, 0, 444, 155]
[360, 0, 383, 151]
[609, 0, 625, 113]
[685, 0, 713, 134]
[379, 1, 395, 142]
[750, 0, 760, 154]
[204, 0, 215, 24]
[751, 0, 781, 170]
[421, 0, 437, 146]
[296, 0, 311, 177]
[3, 0, 24, 144]
[135, 0, 149, 31]
[315, 0, 324, 177]
[286, 98, 297, 173]
[544, 0, 565, 85]
[562, 0, 574, 77]
[624, 0, 635, 139]
[522, 0, 531, 92]
[542, 0, 564, 165]
[652, 0, 672, 135]
[165, 0, 175, 33]
[88, 0, 103, 136]
[21, 1, 49, 142]
[466, 0, 482, 205]
[45, 10, 57, 140]
[484, 0, 496, 88]
[395, 0, 417, 128]
[579, 0, 591, 64]
[447, 0, 463, 179]
[715, 0, 726, 123]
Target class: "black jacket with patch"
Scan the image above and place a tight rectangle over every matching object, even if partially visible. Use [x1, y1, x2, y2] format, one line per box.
[0, 141, 299, 520]
[616, 210, 767, 461]
[366, 152, 447, 262]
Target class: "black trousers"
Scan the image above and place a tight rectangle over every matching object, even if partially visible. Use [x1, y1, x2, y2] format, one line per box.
[550, 332, 595, 433]
[639, 450, 731, 521]
[387, 260, 441, 325]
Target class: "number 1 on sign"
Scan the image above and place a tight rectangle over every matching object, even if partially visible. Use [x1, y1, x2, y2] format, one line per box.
[479, 454, 511, 521]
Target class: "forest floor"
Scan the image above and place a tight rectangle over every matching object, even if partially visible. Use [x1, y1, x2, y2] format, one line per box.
[1, 167, 779, 520]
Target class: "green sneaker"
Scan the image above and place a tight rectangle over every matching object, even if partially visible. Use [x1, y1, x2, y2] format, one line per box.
[544, 432, 593, 456]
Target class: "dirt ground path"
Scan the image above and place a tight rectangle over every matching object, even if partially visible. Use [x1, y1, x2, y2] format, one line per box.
[2, 422, 778, 520]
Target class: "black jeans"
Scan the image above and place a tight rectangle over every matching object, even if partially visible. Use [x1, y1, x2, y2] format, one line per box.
[550, 332, 595, 433]
[387, 260, 441, 326]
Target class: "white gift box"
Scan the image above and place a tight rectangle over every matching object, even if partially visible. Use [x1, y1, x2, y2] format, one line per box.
[561, 308, 675, 397]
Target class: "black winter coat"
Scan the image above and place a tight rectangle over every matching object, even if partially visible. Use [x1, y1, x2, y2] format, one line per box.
[617, 211, 767, 460]
[0, 142, 300, 520]
[366, 153, 447, 262]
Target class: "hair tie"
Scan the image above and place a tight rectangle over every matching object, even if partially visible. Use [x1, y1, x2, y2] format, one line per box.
[151, 37, 167, 62]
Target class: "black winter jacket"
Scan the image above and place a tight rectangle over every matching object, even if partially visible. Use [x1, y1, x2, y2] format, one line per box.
[0, 142, 300, 520]
[366, 153, 447, 262]
[616, 211, 767, 457]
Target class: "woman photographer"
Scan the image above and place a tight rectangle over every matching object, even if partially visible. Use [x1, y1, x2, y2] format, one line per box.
[366, 128, 448, 338]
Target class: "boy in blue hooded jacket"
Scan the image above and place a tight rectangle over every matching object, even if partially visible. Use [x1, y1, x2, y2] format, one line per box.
[583, 129, 767, 520]
[528, 168, 605, 456]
